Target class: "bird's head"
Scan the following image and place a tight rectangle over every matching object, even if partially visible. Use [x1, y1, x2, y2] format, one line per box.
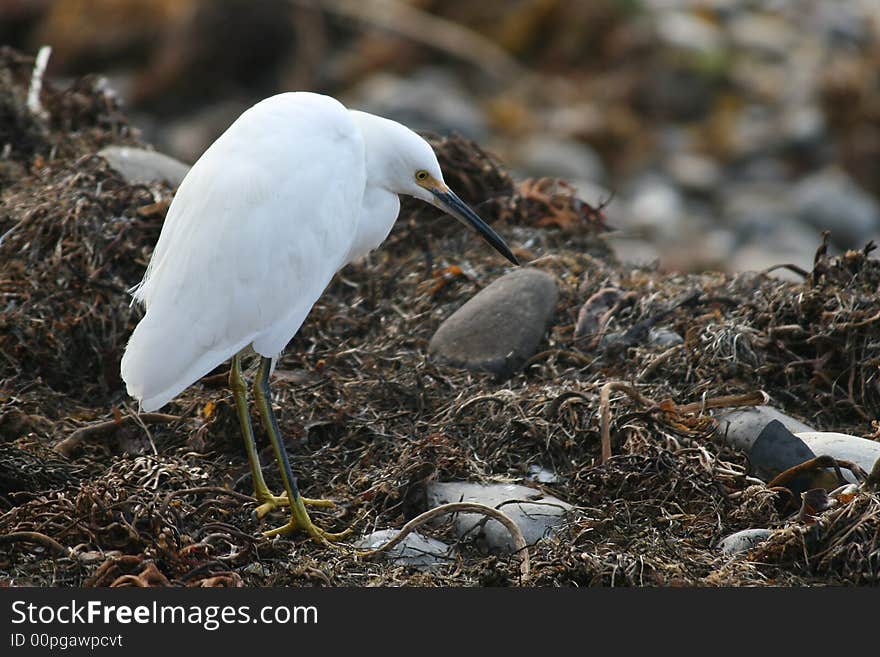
[352, 110, 519, 266]
[410, 162, 519, 267]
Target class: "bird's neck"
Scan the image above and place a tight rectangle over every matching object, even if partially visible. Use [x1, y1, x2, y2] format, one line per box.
[350, 110, 406, 192]
[347, 186, 400, 263]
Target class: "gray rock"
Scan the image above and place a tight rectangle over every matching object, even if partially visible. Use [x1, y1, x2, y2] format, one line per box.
[426, 482, 572, 553]
[728, 13, 793, 58]
[98, 146, 190, 187]
[793, 168, 880, 248]
[728, 105, 782, 157]
[718, 528, 773, 556]
[648, 327, 684, 347]
[656, 11, 723, 55]
[814, 2, 873, 45]
[781, 105, 825, 147]
[514, 135, 606, 183]
[604, 235, 661, 266]
[600, 326, 683, 352]
[625, 176, 686, 240]
[716, 405, 814, 453]
[241, 562, 269, 576]
[428, 268, 557, 377]
[356, 529, 452, 570]
[527, 465, 561, 485]
[345, 69, 488, 139]
[598, 330, 629, 351]
[794, 432, 880, 484]
[732, 157, 790, 183]
[724, 183, 793, 233]
[665, 153, 722, 193]
[569, 179, 619, 223]
[698, 228, 737, 267]
[724, 185, 826, 270]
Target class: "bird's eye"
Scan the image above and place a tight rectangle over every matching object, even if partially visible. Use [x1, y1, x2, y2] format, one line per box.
[415, 170, 429, 182]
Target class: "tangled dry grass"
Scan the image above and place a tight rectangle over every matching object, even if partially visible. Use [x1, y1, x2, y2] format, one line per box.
[1, 49, 879, 587]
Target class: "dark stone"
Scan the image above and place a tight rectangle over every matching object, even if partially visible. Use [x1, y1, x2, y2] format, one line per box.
[428, 268, 557, 377]
[750, 420, 816, 482]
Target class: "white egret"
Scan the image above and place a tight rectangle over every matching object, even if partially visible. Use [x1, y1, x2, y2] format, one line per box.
[120, 92, 518, 542]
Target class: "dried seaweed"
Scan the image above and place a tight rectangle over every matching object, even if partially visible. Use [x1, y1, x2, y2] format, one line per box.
[1, 51, 878, 587]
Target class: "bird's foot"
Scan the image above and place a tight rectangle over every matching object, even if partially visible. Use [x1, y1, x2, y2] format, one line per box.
[262, 500, 351, 544]
[253, 492, 336, 520]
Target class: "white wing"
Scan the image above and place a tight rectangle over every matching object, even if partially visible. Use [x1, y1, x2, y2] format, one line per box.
[121, 93, 366, 411]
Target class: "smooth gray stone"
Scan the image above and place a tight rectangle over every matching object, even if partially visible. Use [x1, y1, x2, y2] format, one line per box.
[795, 432, 880, 484]
[624, 175, 686, 240]
[648, 327, 684, 347]
[718, 528, 773, 556]
[98, 146, 190, 187]
[656, 11, 723, 55]
[428, 268, 557, 377]
[527, 465, 561, 484]
[716, 406, 814, 453]
[600, 326, 683, 353]
[514, 135, 606, 183]
[346, 68, 488, 140]
[356, 529, 452, 570]
[665, 152, 722, 192]
[426, 482, 572, 553]
[793, 167, 880, 248]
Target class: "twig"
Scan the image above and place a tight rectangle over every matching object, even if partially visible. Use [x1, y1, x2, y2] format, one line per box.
[638, 343, 683, 379]
[761, 263, 810, 279]
[360, 502, 531, 582]
[55, 412, 180, 457]
[768, 455, 868, 490]
[598, 382, 656, 464]
[524, 348, 594, 368]
[673, 390, 767, 415]
[596, 386, 762, 463]
[0, 216, 29, 250]
[452, 391, 516, 419]
[26, 45, 52, 117]
[826, 309, 880, 332]
[0, 531, 70, 556]
[123, 402, 158, 455]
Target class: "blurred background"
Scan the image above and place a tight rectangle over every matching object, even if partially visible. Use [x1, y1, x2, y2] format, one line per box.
[4, 0, 880, 274]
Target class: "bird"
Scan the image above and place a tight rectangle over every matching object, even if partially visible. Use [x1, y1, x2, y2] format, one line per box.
[120, 92, 518, 543]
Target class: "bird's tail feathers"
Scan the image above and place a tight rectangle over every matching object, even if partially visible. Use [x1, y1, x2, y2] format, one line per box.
[121, 310, 248, 412]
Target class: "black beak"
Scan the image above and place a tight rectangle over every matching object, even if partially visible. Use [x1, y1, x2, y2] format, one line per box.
[432, 188, 519, 266]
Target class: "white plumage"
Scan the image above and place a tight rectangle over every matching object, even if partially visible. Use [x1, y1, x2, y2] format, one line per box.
[120, 91, 518, 541]
[121, 92, 517, 412]
[122, 94, 360, 410]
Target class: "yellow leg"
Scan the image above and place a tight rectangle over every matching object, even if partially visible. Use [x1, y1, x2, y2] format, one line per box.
[229, 353, 337, 520]
[253, 356, 350, 543]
